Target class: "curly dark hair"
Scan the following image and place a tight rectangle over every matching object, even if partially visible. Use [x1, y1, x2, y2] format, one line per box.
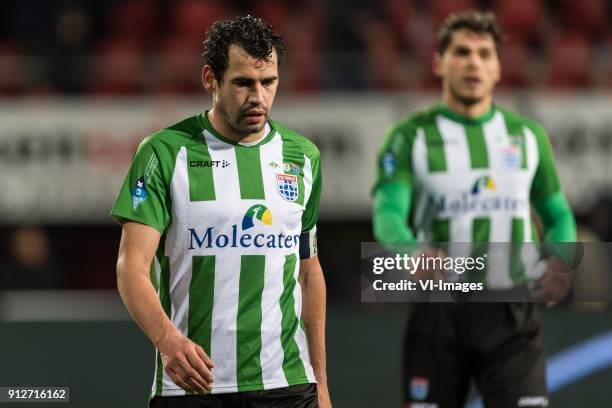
[437, 10, 502, 54]
[202, 15, 287, 83]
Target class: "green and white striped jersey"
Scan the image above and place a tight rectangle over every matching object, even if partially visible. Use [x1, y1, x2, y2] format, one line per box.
[111, 112, 321, 396]
[375, 103, 562, 288]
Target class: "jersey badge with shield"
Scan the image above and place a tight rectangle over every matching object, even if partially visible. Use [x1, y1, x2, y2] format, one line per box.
[277, 173, 298, 202]
[503, 135, 523, 168]
[409, 376, 429, 401]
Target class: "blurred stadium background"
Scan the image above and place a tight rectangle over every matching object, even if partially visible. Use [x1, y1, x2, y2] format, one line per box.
[0, 0, 611, 407]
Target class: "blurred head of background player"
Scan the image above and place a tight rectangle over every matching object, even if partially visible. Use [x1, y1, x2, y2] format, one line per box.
[0, 226, 63, 289]
[434, 11, 502, 118]
[201, 15, 287, 144]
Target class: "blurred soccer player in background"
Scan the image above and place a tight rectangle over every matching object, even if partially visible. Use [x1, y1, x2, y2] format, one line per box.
[372, 10, 576, 408]
[112, 16, 330, 408]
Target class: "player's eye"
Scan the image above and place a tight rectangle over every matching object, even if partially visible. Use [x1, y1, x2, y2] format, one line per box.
[233, 79, 252, 87]
[480, 49, 492, 59]
[454, 47, 470, 56]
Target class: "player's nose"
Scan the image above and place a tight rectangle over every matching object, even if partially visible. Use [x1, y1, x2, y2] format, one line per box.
[248, 82, 264, 104]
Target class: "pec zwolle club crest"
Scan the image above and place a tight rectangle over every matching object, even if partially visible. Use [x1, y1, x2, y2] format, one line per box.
[410, 377, 429, 401]
[276, 173, 298, 202]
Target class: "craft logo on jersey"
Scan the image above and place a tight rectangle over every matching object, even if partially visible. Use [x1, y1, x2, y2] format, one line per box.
[409, 377, 429, 401]
[471, 176, 496, 195]
[190, 160, 230, 168]
[130, 176, 148, 210]
[242, 204, 273, 230]
[277, 173, 298, 202]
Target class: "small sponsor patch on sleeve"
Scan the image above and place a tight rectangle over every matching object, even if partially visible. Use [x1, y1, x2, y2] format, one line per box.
[130, 176, 148, 210]
[382, 152, 396, 176]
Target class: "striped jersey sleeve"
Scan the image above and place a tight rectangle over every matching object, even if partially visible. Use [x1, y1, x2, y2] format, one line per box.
[110, 133, 177, 233]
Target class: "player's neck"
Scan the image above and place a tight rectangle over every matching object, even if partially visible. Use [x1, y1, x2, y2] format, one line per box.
[207, 109, 266, 144]
[443, 94, 493, 120]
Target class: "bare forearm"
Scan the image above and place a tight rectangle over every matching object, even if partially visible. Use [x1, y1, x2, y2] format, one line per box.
[117, 259, 177, 347]
[301, 268, 327, 382]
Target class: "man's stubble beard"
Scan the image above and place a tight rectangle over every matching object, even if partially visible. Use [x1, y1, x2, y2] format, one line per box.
[219, 105, 268, 137]
[449, 84, 483, 107]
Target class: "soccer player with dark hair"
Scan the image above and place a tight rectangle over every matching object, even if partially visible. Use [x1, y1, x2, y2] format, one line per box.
[112, 16, 330, 408]
[372, 10, 576, 408]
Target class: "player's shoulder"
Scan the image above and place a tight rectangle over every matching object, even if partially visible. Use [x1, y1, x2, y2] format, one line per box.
[271, 120, 320, 160]
[496, 106, 548, 137]
[136, 114, 202, 154]
[389, 103, 443, 135]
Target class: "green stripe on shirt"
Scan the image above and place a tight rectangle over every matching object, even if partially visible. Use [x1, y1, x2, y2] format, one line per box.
[236, 255, 265, 390]
[188, 142, 217, 201]
[280, 254, 308, 383]
[188, 256, 215, 359]
[423, 121, 447, 172]
[465, 124, 489, 169]
[235, 147, 266, 200]
[431, 219, 449, 243]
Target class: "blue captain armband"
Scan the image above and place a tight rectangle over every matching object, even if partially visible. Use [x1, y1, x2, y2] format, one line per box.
[299, 226, 318, 259]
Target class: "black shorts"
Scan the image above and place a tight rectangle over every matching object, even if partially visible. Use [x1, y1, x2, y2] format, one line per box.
[149, 383, 318, 408]
[403, 302, 547, 408]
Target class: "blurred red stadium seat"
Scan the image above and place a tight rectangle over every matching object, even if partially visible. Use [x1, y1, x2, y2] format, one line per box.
[560, 0, 608, 41]
[498, 38, 532, 88]
[104, 1, 160, 45]
[410, 30, 439, 90]
[430, 0, 478, 26]
[381, 0, 413, 49]
[545, 32, 595, 89]
[254, 0, 290, 33]
[359, 17, 403, 90]
[88, 40, 145, 95]
[0, 43, 25, 95]
[149, 36, 202, 95]
[605, 36, 612, 88]
[281, 36, 322, 93]
[280, 1, 325, 92]
[494, 0, 544, 46]
[170, 0, 231, 48]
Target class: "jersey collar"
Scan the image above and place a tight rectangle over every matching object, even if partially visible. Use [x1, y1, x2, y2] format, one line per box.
[198, 110, 276, 147]
[439, 103, 496, 125]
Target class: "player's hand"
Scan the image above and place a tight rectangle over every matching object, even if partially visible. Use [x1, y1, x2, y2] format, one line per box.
[531, 257, 572, 307]
[157, 328, 215, 394]
[317, 381, 332, 408]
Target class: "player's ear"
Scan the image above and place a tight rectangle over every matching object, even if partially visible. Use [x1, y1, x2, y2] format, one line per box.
[202, 65, 216, 93]
[433, 52, 443, 78]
